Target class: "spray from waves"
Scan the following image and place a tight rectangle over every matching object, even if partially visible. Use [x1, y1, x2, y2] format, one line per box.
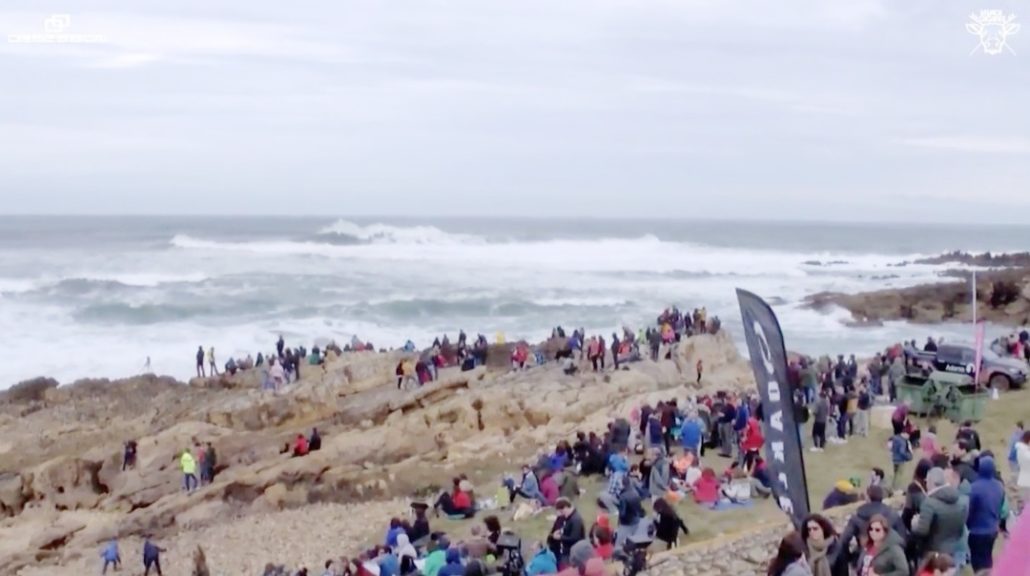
[317, 219, 485, 245]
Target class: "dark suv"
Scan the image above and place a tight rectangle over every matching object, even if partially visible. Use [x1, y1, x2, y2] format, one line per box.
[932, 343, 1028, 390]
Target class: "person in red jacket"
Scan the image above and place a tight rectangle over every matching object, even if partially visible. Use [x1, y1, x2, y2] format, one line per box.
[292, 434, 309, 457]
[740, 417, 764, 469]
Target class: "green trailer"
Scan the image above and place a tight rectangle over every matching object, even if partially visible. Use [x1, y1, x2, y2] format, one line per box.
[896, 371, 989, 423]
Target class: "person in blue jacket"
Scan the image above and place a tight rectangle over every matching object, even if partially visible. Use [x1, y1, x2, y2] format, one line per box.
[967, 455, 1005, 572]
[526, 542, 558, 576]
[437, 548, 465, 576]
[100, 538, 121, 574]
[680, 414, 703, 456]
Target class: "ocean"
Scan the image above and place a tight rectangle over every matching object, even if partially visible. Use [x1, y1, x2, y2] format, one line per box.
[2, 216, 1028, 388]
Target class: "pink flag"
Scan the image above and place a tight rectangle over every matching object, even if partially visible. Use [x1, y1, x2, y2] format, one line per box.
[973, 321, 985, 384]
[994, 511, 1030, 576]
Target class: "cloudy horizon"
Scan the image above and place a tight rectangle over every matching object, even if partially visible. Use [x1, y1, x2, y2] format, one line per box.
[1, 1, 1027, 223]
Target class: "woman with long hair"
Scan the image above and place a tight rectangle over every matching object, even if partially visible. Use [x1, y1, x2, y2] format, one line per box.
[800, 514, 848, 576]
[768, 532, 812, 576]
[857, 514, 909, 576]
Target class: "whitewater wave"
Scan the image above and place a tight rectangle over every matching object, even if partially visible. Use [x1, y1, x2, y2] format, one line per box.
[318, 219, 484, 245]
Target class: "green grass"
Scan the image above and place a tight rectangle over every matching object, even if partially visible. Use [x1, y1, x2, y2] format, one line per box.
[432, 388, 1029, 547]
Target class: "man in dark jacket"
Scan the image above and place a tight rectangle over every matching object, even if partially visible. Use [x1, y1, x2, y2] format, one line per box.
[615, 477, 644, 549]
[554, 498, 585, 562]
[839, 485, 905, 563]
[967, 456, 1004, 572]
[912, 467, 968, 557]
[951, 441, 978, 485]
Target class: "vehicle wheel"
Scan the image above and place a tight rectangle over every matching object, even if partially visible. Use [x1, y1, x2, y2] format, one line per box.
[989, 373, 1011, 391]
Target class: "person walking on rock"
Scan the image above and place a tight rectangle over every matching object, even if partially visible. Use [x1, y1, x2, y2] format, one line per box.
[180, 447, 198, 493]
[143, 535, 166, 576]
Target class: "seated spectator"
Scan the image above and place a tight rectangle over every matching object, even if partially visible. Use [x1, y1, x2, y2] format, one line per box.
[292, 434, 309, 457]
[822, 479, 860, 510]
[434, 478, 475, 518]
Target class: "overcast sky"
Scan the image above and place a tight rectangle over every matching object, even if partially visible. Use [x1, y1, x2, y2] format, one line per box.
[0, 1, 1027, 222]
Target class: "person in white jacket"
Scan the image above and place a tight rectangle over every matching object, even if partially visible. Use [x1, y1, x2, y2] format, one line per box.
[1016, 430, 1030, 503]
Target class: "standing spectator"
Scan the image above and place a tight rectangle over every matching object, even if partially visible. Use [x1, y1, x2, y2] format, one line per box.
[811, 391, 829, 452]
[1007, 421, 1025, 484]
[180, 447, 198, 493]
[207, 346, 219, 376]
[889, 429, 913, 493]
[966, 456, 1004, 572]
[122, 439, 138, 471]
[919, 425, 940, 459]
[854, 384, 871, 438]
[768, 532, 812, 576]
[1016, 429, 1030, 504]
[856, 515, 909, 576]
[100, 538, 121, 575]
[196, 346, 205, 378]
[143, 535, 166, 576]
[800, 514, 849, 576]
[912, 468, 967, 559]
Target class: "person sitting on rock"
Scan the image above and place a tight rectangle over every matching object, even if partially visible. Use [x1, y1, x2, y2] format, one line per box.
[100, 538, 121, 574]
[406, 503, 431, 548]
[506, 464, 545, 506]
[423, 536, 451, 576]
[434, 477, 475, 518]
[293, 434, 309, 457]
[309, 428, 322, 452]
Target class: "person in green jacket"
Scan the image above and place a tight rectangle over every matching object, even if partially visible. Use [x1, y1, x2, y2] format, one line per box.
[423, 536, 450, 576]
[180, 448, 198, 493]
[858, 515, 909, 576]
[912, 468, 967, 558]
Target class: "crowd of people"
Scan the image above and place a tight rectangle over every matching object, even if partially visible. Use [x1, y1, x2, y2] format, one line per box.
[151, 324, 1030, 576]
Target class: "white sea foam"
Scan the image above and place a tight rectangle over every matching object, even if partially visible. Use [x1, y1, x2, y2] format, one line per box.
[318, 219, 484, 245]
[1, 220, 1007, 389]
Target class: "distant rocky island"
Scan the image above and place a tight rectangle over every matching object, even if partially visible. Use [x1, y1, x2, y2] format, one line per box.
[807, 251, 1030, 326]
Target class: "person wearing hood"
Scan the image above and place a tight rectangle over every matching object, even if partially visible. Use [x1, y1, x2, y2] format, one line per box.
[436, 548, 464, 576]
[839, 485, 905, 564]
[857, 515, 909, 576]
[648, 449, 671, 499]
[557, 540, 605, 576]
[800, 514, 848, 576]
[424, 537, 451, 576]
[912, 467, 967, 559]
[966, 455, 1004, 572]
[526, 541, 558, 576]
[394, 533, 418, 567]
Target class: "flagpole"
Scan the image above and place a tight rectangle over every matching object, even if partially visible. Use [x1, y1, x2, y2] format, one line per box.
[972, 269, 977, 325]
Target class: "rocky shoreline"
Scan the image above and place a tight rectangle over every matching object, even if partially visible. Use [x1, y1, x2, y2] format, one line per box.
[0, 332, 753, 575]
[806, 252, 1030, 326]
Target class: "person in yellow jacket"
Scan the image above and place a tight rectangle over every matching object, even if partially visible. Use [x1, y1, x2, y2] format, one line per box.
[180, 448, 198, 493]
